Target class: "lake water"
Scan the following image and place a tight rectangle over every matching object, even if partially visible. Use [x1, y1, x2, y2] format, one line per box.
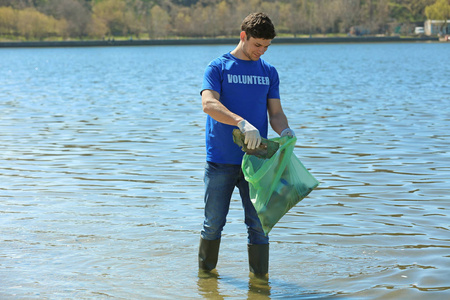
[1, 42, 449, 299]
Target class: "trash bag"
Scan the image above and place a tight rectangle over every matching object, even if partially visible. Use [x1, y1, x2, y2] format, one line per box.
[232, 129, 279, 159]
[241, 136, 319, 235]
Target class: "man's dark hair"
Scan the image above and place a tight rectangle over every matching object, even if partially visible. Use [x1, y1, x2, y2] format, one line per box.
[241, 12, 276, 40]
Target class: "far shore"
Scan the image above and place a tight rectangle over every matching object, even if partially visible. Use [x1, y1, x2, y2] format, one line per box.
[0, 36, 439, 48]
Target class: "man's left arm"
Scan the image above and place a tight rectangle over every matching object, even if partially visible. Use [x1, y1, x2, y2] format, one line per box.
[267, 98, 295, 137]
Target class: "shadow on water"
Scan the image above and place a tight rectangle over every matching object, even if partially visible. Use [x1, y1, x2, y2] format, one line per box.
[197, 270, 343, 299]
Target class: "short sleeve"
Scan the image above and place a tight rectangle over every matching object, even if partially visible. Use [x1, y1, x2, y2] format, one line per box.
[201, 62, 222, 95]
[268, 67, 280, 100]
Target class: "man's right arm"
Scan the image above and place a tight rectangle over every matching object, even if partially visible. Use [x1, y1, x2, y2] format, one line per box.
[201, 89, 243, 126]
[201, 89, 261, 149]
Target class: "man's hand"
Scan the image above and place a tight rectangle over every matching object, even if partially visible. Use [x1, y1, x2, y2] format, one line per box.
[280, 128, 295, 138]
[237, 120, 261, 149]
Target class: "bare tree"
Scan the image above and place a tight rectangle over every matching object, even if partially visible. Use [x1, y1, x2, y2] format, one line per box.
[214, 1, 234, 36]
[0, 6, 16, 35]
[45, 0, 91, 38]
[191, 3, 216, 37]
[336, 0, 361, 34]
[92, 0, 128, 36]
[0, 0, 35, 9]
[149, 4, 170, 38]
[16, 8, 62, 40]
[278, 0, 309, 37]
[0, 0, 442, 40]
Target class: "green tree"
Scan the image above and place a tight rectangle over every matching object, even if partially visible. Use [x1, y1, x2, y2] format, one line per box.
[389, 0, 435, 22]
[410, 0, 437, 21]
[426, 0, 450, 33]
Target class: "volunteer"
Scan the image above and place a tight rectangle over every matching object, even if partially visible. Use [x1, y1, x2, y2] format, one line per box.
[199, 12, 295, 276]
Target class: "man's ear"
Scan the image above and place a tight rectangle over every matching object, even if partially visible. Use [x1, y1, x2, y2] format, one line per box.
[240, 31, 246, 41]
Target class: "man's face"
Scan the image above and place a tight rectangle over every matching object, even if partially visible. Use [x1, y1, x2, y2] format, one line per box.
[242, 34, 272, 61]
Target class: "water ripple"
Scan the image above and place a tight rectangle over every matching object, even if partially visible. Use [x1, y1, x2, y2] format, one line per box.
[1, 43, 449, 299]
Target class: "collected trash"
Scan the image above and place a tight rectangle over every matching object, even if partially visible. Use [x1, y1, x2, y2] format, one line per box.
[238, 135, 319, 235]
[232, 129, 279, 159]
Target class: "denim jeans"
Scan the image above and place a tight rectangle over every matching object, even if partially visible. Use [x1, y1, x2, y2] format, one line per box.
[201, 161, 269, 245]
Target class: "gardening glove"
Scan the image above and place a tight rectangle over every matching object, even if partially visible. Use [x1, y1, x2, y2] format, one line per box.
[280, 127, 295, 138]
[237, 119, 261, 150]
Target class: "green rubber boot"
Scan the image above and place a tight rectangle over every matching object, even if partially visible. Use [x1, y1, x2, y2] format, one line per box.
[198, 237, 221, 271]
[248, 243, 269, 276]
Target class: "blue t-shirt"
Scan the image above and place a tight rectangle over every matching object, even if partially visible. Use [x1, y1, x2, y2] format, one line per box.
[201, 52, 280, 164]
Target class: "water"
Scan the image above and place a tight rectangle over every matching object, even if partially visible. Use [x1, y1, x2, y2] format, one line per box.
[1, 42, 449, 299]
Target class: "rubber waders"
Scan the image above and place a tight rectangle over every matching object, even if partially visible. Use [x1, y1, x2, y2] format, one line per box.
[198, 237, 221, 271]
[248, 243, 269, 276]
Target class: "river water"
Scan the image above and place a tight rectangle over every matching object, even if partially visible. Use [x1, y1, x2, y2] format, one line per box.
[1, 42, 449, 299]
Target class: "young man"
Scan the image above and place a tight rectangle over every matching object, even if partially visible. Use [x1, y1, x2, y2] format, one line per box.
[199, 12, 295, 276]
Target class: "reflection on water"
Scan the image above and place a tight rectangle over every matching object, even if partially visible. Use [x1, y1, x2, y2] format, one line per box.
[1, 42, 449, 299]
[197, 271, 341, 299]
[198, 273, 273, 300]
[247, 276, 272, 299]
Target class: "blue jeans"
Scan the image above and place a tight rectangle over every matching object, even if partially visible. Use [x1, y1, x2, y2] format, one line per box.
[201, 161, 269, 245]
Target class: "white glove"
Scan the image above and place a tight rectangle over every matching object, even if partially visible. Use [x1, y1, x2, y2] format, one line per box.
[237, 119, 261, 150]
[280, 128, 295, 137]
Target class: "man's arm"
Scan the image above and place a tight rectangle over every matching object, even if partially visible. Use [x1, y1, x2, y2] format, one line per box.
[267, 98, 290, 135]
[202, 89, 243, 126]
[202, 89, 261, 149]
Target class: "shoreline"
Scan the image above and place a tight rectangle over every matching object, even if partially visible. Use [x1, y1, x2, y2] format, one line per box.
[0, 36, 440, 48]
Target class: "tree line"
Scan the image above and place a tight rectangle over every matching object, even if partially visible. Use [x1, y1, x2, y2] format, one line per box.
[0, 0, 446, 41]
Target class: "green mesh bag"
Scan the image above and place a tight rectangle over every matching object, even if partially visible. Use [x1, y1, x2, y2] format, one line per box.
[242, 136, 319, 235]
